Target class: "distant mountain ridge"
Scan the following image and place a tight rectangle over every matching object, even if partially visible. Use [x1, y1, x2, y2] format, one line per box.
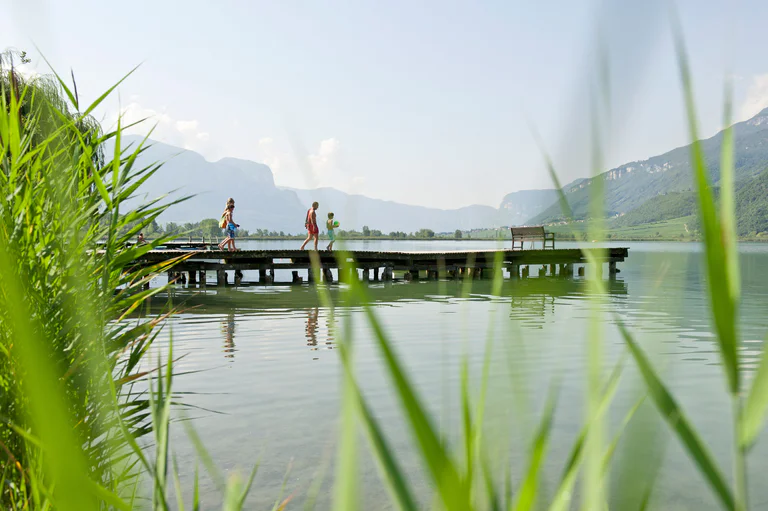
[529, 107, 768, 225]
[119, 136, 516, 233]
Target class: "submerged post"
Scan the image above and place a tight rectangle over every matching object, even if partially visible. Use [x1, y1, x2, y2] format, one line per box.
[217, 269, 227, 286]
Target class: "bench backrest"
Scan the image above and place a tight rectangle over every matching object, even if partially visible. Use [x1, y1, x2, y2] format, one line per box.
[510, 226, 546, 238]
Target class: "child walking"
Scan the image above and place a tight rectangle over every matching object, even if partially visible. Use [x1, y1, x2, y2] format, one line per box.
[218, 199, 239, 251]
[326, 212, 337, 251]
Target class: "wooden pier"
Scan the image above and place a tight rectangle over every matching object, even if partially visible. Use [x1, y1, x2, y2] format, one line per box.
[131, 247, 629, 286]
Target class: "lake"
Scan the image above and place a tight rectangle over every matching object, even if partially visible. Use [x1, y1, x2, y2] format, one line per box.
[140, 240, 768, 510]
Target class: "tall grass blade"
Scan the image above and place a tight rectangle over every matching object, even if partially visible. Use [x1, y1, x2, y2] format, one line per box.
[671, 11, 738, 394]
[617, 319, 734, 510]
[741, 335, 768, 448]
[344, 262, 470, 511]
[338, 342, 419, 510]
[512, 387, 558, 511]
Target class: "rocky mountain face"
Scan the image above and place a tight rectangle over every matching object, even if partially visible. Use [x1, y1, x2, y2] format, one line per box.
[528, 107, 768, 225]
[118, 136, 508, 233]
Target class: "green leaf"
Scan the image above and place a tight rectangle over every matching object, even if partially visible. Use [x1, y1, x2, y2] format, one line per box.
[740, 335, 768, 448]
[513, 387, 558, 511]
[338, 339, 418, 511]
[617, 319, 734, 510]
[342, 257, 470, 511]
[671, 12, 739, 394]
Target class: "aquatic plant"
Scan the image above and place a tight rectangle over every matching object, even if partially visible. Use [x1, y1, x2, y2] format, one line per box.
[0, 50, 187, 508]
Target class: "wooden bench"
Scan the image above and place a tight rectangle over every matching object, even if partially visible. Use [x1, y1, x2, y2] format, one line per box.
[510, 226, 555, 250]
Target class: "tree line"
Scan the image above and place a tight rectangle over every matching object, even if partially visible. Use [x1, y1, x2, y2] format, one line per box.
[129, 219, 470, 240]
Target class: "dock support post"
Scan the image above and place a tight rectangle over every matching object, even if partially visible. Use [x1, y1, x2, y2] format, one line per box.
[188, 271, 197, 284]
[522, 266, 530, 278]
[306, 267, 314, 283]
[609, 261, 618, 279]
[509, 264, 519, 279]
[549, 264, 556, 276]
[259, 268, 267, 284]
[382, 267, 393, 281]
[363, 268, 371, 282]
[578, 266, 585, 277]
[200, 271, 206, 286]
[217, 270, 227, 286]
[294, 270, 304, 283]
[167, 271, 175, 283]
[538, 266, 546, 277]
[235, 270, 243, 285]
[406, 269, 418, 281]
[323, 268, 334, 283]
[374, 268, 380, 282]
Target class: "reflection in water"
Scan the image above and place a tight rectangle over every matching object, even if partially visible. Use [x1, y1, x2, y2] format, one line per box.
[306, 307, 319, 348]
[221, 313, 236, 359]
[306, 307, 336, 356]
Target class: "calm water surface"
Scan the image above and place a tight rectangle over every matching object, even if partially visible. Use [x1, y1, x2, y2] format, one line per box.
[140, 241, 768, 510]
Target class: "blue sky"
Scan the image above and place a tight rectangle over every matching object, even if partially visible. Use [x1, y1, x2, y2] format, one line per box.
[3, 0, 768, 209]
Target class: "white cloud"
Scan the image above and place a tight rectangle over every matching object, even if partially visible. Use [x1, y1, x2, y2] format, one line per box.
[108, 101, 217, 158]
[308, 137, 341, 180]
[740, 74, 768, 120]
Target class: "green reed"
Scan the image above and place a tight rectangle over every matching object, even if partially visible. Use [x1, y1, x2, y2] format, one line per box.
[3, 10, 768, 508]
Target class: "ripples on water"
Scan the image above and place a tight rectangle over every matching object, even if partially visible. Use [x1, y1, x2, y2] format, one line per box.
[128, 241, 768, 510]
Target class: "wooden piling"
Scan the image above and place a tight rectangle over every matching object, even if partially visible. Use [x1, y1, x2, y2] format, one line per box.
[609, 261, 618, 279]
[199, 270, 206, 286]
[217, 269, 227, 286]
[578, 266, 585, 277]
[549, 263, 556, 276]
[188, 271, 197, 284]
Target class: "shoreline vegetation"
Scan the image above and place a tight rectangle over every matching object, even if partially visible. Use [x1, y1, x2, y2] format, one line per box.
[3, 32, 768, 511]
[138, 222, 768, 243]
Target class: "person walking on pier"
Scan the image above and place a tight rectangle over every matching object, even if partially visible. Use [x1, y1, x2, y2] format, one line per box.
[218, 200, 239, 251]
[300, 202, 319, 251]
[326, 212, 338, 251]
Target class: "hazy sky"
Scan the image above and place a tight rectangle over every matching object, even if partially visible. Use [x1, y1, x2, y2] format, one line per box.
[3, 0, 768, 209]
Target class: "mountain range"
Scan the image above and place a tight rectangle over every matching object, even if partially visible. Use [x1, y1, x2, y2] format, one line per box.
[529, 107, 768, 229]
[121, 106, 768, 236]
[119, 136, 507, 233]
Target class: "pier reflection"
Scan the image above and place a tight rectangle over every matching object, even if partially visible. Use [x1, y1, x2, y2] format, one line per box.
[221, 313, 236, 359]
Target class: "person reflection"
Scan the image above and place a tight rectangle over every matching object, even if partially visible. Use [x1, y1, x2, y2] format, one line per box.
[221, 313, 236, 359]
[306, 307, 319, 349]
[325, 310, 336, 350]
